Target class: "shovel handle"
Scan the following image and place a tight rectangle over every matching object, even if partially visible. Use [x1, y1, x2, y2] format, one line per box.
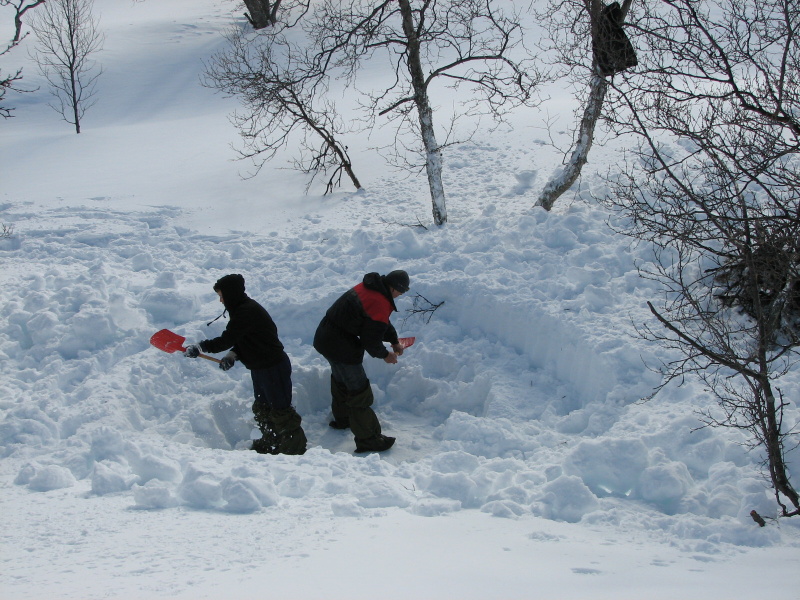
[198, 353, 221, 364]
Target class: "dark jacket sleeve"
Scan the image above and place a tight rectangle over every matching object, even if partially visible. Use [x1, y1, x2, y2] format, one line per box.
[198, 298, 286, 369]
[199, 321, 242, 354]
[359, 318, 390, 359]
[383, 322, 399, 346]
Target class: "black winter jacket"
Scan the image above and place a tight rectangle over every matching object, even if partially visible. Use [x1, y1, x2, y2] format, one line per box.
[313, 272, 399, 364]
[200, 276, 286, 370]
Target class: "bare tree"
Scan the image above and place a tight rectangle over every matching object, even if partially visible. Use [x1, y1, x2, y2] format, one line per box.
[536, 0, 637, 211]
[602, 0, 800, 518]
[309, 0, 544, 226]
[204, 26, 361, 193]
[29, 0, 103, 133]
[1, 0, 46, 119]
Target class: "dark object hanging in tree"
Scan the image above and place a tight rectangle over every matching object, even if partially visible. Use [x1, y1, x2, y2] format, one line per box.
[750, 510, 767, 527]
[593, 2, 638, 77]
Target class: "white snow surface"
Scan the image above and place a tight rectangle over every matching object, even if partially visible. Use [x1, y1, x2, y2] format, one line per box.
[1, 1, 799, 599]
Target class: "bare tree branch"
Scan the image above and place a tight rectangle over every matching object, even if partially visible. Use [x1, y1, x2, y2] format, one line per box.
[602, 0, 800, 517]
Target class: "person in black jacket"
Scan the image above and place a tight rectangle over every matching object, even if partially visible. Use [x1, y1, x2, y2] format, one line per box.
[184, 274, 307, 455]
[313, 270, 409, 453]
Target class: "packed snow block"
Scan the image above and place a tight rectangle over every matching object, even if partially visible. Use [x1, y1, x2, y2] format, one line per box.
[58, 307, 117, 358]
[635, 461, 694, 514]
[89, 426, 127, 462]
[153, 271, 177, 288]
[277, 472, 317, 498]
[384, 228, 430, 259]
[221, 480, 262, 513]
[130, 252, 155, 272]
[127, 449, 182, 484]
[564, 438, 649, 497]
[410, 497, 462, 517]
[178, 473, 223, 509]
[431, 449, 481, 474]
[420, 471, 478, 508]
[177, 463, 224, 509]
[26, 310, 60, 346]
[91, 460, 136, 495]
[6, 309, 35, 350]
[140, 288, 197, 324]
[356, 479, 413, 509]
[108, 294, 148, 331]
[481, 499, 527, 518]
[331, 497, 365, 517]
[21, 464, 77, 492]
[0, 406, 60, 455]
[533, 475, 600, 523]
[416, 451, 484, 508]
[132, 481, 179, 509]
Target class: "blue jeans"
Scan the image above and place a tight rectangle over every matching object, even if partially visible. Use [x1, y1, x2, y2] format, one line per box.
[251, 355, 293, 410]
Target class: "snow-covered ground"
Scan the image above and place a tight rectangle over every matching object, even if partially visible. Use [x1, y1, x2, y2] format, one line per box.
[1, 1, 798, 598]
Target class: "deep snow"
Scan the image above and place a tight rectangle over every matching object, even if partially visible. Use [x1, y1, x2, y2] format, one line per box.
[1, 1, 798, 599]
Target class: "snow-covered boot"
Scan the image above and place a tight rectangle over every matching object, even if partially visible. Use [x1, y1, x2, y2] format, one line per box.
[251, 400, 277, 454]
[271, 407, 307, 455]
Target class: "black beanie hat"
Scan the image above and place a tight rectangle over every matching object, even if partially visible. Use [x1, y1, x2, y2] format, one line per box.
[384, 270, 410, 293]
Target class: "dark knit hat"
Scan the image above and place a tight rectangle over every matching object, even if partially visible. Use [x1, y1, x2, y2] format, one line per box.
[384, 270, 410, 293]
[213, 274, 246, 307]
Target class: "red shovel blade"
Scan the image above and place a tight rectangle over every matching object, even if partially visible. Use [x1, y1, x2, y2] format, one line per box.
[150, 329, 187, 353]
[399, 336, 415, 349]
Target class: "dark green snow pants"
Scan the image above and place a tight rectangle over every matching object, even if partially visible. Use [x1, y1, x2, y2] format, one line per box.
[330, 375, 381, 443]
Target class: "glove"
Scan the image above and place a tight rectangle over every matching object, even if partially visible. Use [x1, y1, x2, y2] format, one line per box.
[184, 344, 201, 358]
[219, 351, 237, 371]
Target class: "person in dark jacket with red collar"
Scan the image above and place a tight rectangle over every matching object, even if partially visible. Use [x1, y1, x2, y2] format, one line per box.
[313, 269, 409, 453]
[184, 274, 307, 455]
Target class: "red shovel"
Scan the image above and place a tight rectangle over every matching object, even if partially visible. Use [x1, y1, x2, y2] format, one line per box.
[398, 337, 415, 349]
[150, 329, 221, 363]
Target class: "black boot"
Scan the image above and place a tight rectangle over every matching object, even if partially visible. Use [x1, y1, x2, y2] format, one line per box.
[251, 436, 277, 454]
[271, 407, 307, 455]
[251, 400, 277, 454]
[355, 434, 396, 453]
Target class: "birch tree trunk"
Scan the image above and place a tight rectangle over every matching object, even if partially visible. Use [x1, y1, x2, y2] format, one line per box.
[398, 0, 447, 226]
[536, 0, 631, 211]
[536, 74, 607, 210]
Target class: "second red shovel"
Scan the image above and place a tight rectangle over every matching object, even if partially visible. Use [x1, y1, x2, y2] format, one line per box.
[150, 329, 221, 364]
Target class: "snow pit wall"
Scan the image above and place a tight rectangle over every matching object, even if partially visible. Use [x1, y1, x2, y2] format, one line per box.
[454, 292, 615, 409]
